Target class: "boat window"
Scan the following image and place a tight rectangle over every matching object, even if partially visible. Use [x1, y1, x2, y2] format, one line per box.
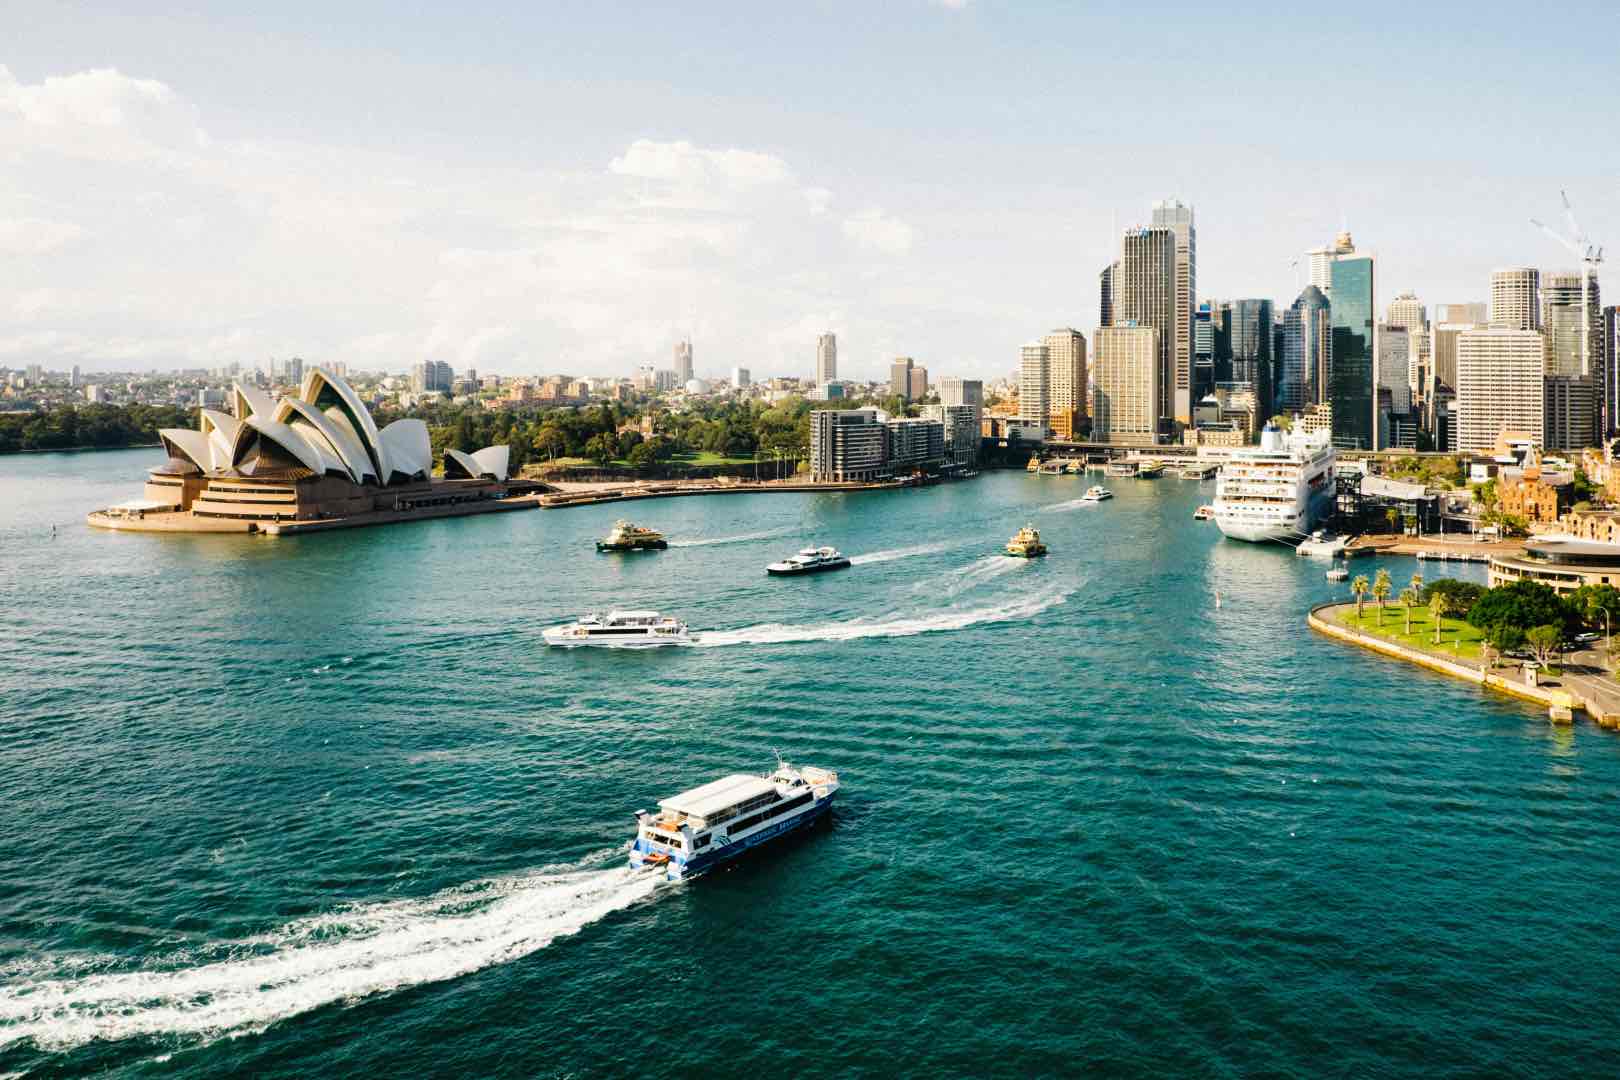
[651, 833, 683, 849]
[725, 792, 815, 834]
[693, 835, 711, 849]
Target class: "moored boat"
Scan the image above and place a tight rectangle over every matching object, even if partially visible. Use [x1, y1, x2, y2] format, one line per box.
[543, 610, 693, 647]
[596, 520, 668, 551]
[1193, 505, 1214, 521]
[1005, 524, 1048, 557]
[1326, 567, 1349, 581]
[630, 761, 841, 880]
[766, 546, 851, 575]
[1137, 460, 1165, 478]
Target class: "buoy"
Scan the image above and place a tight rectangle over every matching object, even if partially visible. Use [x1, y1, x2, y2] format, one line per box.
[1214, 589, 1222, 608]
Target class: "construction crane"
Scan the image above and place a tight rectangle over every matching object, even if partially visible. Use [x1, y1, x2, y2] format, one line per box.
[1531, 190, 1605, 382]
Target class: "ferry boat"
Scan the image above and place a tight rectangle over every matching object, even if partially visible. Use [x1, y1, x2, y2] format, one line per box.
[1026, 454, 1042, 472]
[1193, 505, 1214, 521]
[1325, 567, 1349, 582]
[1080, 485, 1113, 503]
[1212, 424, 1336, 543]
[1137, 460, 1166, 479]
[596, 521, 668, 551]
[766, 546, 851, 575]
[542, 610, 693, 647]
[1005, 524, 1048, 557]
[630, 761, 841, 880]
[1105, 460, 1139, 478]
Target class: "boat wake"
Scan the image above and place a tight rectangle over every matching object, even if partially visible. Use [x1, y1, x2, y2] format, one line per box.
[695, 587, 1072, 647]
[1041, 497, 1099, 513]
[668, 529, 791, 548]
[0, 856, 660, 1054]
[848, 541, 954, 566]
[931, 554, 1026, 595]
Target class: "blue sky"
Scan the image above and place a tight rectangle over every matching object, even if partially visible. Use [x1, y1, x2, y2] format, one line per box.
[3, 1, 1617, 379]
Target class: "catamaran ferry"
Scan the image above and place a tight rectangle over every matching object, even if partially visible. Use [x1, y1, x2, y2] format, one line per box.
[630, 762, 840, 880]
[542, 610, 693, 647]
[1211, 424, 1336, 543]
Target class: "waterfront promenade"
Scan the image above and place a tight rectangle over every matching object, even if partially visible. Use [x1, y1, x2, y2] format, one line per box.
[1309, 600, 1620, 726]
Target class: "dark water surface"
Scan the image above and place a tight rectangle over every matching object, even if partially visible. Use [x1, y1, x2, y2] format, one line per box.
[2, 450, 1617, 1078]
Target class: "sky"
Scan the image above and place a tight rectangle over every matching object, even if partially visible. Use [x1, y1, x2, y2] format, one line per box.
[3, 1, 1618, 382]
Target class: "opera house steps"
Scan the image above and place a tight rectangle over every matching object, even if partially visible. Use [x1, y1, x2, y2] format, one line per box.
[86, 368, 537, 536]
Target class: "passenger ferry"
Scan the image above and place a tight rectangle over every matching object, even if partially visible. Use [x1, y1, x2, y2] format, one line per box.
[1105, 460, 1139, 478]
[596, 521, 668, 551]
[1079, 485, 1113, 503]
[1005, 524, 1048, 557]
[1137, 460, 1165, 479]
[1211, 424, 1336, 543]
[766, 546, 851, 575]
[1026, 454, 1042, 472]
[542, 610, 693, 647]
[630, 761, 841, 880]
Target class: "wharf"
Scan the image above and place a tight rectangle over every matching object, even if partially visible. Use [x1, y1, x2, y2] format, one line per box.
[1345, 534, 1526, 560]
[537, 477, 909, 508]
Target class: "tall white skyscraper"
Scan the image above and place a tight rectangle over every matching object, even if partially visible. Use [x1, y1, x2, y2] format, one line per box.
[1387, 292, 1427, 334]
[731, 366, 751, 388]
[1043, 328, 1088, 421]
[674, 340, 694, 383]
[1150, 199, 1196, 423]
[1376, 325, 1412, 413]
[1455, 328, 1546, 452]
[1306, 232, 1355, 296]
[1018, 342, 1051, 427]
[816, 332, 837, 385]
[1489, 268, 1541, 331]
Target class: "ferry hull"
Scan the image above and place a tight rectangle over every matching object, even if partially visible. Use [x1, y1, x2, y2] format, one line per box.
[630, 797, 833, 881]
[596, 540, 668, 551]
[766, 559, 851, 576]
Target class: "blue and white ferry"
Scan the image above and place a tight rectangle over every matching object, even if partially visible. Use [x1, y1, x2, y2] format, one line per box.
[629, 762, 840, 881]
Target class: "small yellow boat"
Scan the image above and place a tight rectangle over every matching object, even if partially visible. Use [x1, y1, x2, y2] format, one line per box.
[1005, 524, 1048, 558]
[1026, 454, 1042, 472]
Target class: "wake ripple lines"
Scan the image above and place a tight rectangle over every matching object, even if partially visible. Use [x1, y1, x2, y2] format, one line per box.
[0, 860, 659, 1053]
[696, 587, 1073, 647]
[848, 541, 953, 566]
[668, 528, 791, 548]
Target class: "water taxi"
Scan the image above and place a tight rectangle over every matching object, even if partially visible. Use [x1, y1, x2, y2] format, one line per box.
[630, 761, 840, 880]
[542, 610, 694, 647]
[1193, 505, 1214, 521]
[1005, 524, 1048, 557]
[596, 521, 668, 551]
[1026, 454, 1043, 472]
[766, 546, 851, 576]
[1080, 486, 1113, 504]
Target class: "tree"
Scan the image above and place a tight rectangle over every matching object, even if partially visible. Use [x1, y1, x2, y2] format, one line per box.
[1421, 578, 1484, 616]
[1525, 624, 1563, 669]
[1485, 622, 1525, 663]
[1351, 574, 1370, 619]
[1372, 568, 1392, 625]
[1472, 479, 1498, 511]
[583, 432, 616, 465]
[1401, 587, 1420, 634]
[1430, 591, 1454, 646]
[1570, 584, 1620, 636]
[1467, 580, 1577, 636]
[1385, 507, 1402, 535]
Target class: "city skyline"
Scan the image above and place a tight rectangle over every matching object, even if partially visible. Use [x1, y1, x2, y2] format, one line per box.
[3, 2, 1618, 380]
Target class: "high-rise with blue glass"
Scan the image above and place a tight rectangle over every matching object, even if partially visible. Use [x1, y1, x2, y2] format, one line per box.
[1328, 239, 1377, 450]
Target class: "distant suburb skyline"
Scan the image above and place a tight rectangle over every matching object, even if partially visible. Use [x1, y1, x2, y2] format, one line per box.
[2, 0, 1617, 380]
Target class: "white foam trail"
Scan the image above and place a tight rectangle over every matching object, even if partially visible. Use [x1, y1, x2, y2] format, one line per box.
[0, 860, 660, 1053]
[695, 588, 1072, 647]
[669, 528, 791, 548]
[1041, 498, 1098, 513]
[934, 555, 1025, 595]
[849, 541, 953, 566]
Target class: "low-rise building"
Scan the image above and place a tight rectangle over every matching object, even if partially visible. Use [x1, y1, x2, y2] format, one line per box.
[1497, 453, 1574, 525]
[1489, 537, 1620, 594]
[809, 408, 886, 482]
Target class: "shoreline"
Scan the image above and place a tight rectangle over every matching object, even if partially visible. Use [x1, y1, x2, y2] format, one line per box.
[536, 476, 959, 508]
[1306, 601, 1604, 725]
[1, 442, 162, 455]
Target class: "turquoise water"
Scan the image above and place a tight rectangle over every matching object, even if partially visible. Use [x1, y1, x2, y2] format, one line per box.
[3, 449, 1619, 1078]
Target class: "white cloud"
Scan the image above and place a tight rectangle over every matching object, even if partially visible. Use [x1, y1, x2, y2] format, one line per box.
[609, 138, 793, 188]
[842, 208, 915, 255]
[803, 186, 833, 216]
[933, 0, 972, 9]
[0, 217, 85, 254]
[0, 64, 205, 161]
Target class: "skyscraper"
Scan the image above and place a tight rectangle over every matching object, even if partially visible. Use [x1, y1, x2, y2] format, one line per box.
[1489, 268, 1541, 330]
[1307, 232, 1355, 296]
[1328, 243, 1377, 450]
[732, 366, 751, 388]
[940, 377, 985, 435]
[890, 357, 915, 401]
[1387, 292, 1427, 335]
[1117, 226, 1176, 433]
[1193, 302, 1215, 400]
[1229, 299, 1274, 413]
[1436, 302, 1488, 325]
[816, 332, 837, 385]
[288, 357, 304, 388]
[1280, 286, 1330, 411]
[1455, 329, 1546, 452]
[1092, 326, 1160, 446]
[1543, 271, 1602, 449]
[1018, 342, 1050, 427]
[674, 340, 694, 384]
[1377, 324, 1412, 414]
[1043, 328, 1088, 437]
[1151, 199, 1197, 423]
[1099, 261, 1119, 328]
[908, 365, 929, 401]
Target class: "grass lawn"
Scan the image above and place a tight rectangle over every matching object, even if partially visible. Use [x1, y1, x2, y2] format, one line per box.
[1334, 603, 1486, 662]
[674, 451, 768, 466]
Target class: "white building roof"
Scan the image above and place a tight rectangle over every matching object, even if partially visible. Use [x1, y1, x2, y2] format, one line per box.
[659, 773, 775, 819]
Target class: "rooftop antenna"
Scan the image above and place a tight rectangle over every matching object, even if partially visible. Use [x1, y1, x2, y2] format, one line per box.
[1531, 190, 1604, 380]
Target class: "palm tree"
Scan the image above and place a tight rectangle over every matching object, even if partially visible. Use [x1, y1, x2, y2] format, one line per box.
[1385, 507, 1401, 535]
[1351, 574, 1370, 619]
[1429, 591, 1453, 646]
[1401, 587, 1419, 635]
[1372, 569, 1392, 626]
[1410, 572, 1423, 599]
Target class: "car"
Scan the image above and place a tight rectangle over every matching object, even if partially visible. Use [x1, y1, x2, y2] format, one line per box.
[1576, 632, 1601, 644]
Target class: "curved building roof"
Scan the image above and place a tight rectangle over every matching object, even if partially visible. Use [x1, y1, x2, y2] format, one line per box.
[444, 445, 511, 481]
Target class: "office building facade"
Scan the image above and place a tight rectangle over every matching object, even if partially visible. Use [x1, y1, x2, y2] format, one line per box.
[1490, 268, 1541, 330]
[908, 366, 929, 401]
[1117, 226, 1177, 432]
[816, 332, 837, 385]
[1092, 325, 1160, 446]
[1455, 329, 1546, 452]
[889, 357, 915, 401]
[1151, 199, 1197, 423]
[1043, 328, 1088, 436]
[1279, 287, 1329, 412]
[1328, 248, 1376, 450]
[810, 408, 887, 482]
[1019, 342, 1051, 427]
[674, 341, 694, 384]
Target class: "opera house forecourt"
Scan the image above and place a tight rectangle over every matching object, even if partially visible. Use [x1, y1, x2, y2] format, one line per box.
[86, 367, 537, 535]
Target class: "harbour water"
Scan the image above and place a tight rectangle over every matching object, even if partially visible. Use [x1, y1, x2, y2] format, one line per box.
[4, 449, 1620, 1077]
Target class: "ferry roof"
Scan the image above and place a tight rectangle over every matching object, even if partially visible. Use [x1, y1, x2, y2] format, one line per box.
[659, 773, 776, 818]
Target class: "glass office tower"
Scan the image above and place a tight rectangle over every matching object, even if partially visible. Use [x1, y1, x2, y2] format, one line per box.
[1329, 255, 1376, 449]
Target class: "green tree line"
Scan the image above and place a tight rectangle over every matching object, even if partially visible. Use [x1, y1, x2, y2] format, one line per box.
[0, 403, 194, 453]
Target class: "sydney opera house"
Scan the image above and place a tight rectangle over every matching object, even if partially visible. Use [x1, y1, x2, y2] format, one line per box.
[88, 367, 535, 534]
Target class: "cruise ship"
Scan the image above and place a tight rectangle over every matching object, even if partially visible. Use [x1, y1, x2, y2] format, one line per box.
[630, 761, 840, 880]
[1211, 424, 1336, 543]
